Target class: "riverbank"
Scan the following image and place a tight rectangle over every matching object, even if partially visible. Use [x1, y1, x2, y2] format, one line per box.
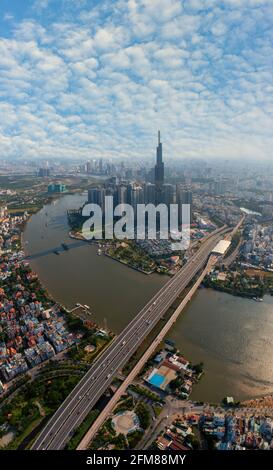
[104, 252, 154, 275]
[203, 266, 273, 300]
[68, 230, 156, 275]
[22, 194, 273, 403]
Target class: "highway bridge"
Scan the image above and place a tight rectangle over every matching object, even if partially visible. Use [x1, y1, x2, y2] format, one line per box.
[32, 226, 228, 450]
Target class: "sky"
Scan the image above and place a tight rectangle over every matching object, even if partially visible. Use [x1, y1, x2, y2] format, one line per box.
[0, 0, 273, 162]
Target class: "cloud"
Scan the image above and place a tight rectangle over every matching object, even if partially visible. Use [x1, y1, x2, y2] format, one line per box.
[3, 12, 14, 21]
[0, 0, 272, 160]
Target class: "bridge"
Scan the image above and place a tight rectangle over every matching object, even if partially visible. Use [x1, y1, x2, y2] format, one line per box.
[32, 226, 228, 450]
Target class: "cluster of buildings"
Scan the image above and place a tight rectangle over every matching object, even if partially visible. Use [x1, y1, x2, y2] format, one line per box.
[136, 238, 178, 258]
[79, 157, 115, 177]
[37, 167, 50, 178]
[47, 182, 66, 194]
[144, 342, 197, 398]
[86, 133, 193, 225]
[241, 224, 273, 270]
[0, 206, 24, 254]
[0, 211, 80, 388]
[199, 412, 273, 450]
[156, 411, 273, 451]
[156, 420, 194, 451]
[195, 194, 242, 226]
[0, 303, 78, 384]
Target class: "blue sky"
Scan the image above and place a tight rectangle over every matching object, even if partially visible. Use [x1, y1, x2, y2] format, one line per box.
[0, 0, 273, 161]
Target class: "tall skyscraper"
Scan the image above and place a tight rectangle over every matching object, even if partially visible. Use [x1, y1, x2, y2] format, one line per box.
[154, 131, 164, 204]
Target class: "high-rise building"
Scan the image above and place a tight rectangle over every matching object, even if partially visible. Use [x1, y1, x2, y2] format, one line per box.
[88, 187, 106, 212]
[131, 185, 145, 213]
[126, 184, 133, 205]
[48, 183, 66, 193]
[144, 183, 156, 204]
[163, 184, 175, 207]
[176, 185, 193, 225]
[117, 185, 127, 205]
[86, 161, 92, 174]
[154, 131, 164, 204]
[38, 167, 50, 177]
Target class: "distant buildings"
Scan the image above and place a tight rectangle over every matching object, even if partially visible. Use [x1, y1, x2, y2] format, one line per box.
[176, 185, 193, 225]
[48, 183, 66, 193]
[84, 133, 193, 228]
[88, 187, 106, 212]
[144, 183, 156, 204]
[82, 158, 105, 176]
[38, 167, 50, 177]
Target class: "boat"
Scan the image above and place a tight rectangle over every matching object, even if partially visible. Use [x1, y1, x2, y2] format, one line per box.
[253, 297, 264, 302]
[97, 249, 102, 256]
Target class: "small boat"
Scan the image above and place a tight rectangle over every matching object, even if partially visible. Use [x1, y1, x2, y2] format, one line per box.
[97, 249, 102, 256]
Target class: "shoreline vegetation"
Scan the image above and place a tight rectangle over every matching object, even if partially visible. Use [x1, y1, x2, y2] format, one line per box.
[204, 264, 273, 300]
[68, 229, 168, 276]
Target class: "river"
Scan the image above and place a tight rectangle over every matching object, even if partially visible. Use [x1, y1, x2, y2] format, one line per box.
[23, 194, 273, 402]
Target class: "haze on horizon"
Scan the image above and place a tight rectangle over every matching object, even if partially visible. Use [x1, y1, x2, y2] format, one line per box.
[0, 0, 272, 162]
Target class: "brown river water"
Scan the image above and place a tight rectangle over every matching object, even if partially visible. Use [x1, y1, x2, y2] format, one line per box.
[23, 193, 273, 402]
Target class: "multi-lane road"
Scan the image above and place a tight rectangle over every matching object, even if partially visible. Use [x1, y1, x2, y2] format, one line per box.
[32, 226, 227, 450]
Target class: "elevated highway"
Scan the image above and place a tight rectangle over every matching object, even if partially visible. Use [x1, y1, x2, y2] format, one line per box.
[32, 226, 228, 450]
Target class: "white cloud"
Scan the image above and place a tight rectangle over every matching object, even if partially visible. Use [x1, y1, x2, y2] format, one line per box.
[3, 12, 14, 21]
[0, 0, 272, 160]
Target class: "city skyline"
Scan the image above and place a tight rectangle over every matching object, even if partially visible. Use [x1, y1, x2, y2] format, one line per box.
[1, 1, 273, 461]
[0, 1, 272, 161]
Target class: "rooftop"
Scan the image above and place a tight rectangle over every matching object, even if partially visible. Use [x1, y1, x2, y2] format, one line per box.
[212, 239, 231, 255]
